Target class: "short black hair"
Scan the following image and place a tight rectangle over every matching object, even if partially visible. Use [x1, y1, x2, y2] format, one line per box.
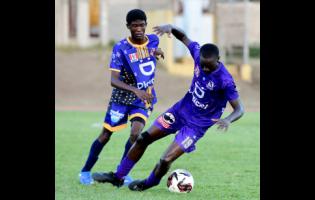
[200, 43, 219, 58]
[126, 9, 147, 25]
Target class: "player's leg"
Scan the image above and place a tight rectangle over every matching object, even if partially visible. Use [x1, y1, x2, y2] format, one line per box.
[79, 103, 128, 185]
[113, 107, 151, 169]
[79, 127, 113, 185]
[81, 127, 113, 172]
[92, 124, 170, 187]
[129, 126, 202, 191]
[112, 107, 150, 185]
[117, 117, 146, 166]
[117, 117, 145, 185]
[124, 110, 179, 163]
[128, 141, 184, 191]
[92, 109, 180, 187]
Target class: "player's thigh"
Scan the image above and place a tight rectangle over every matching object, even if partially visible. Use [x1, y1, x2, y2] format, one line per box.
[145, 124, 171, 143]
[128, 106, 151, 138]
[98, 127, 113, 142]
[129, 118, 145, 142]
[130, 117, 145, 133]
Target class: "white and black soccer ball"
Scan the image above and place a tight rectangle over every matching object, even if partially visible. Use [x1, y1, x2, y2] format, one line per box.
[167, 169, 194, 193]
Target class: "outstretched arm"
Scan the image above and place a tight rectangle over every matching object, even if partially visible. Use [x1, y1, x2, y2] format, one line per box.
[153, 24, 192, 47]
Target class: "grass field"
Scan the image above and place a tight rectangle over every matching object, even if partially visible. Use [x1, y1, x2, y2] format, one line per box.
[56, 111, 259, 200]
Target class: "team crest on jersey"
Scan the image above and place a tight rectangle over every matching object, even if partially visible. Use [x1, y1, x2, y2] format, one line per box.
[194, 66, 200, 77]
[206, 80, 215, 90]
[157, 112, 175, 128]
[128, 53, 139, 63]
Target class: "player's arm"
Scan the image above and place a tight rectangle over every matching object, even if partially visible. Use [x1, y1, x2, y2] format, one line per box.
[212, 98, 244, 131]
[153, 24, 192, 47]
[225, 98, 244, 123]
[110, 70, 153, 104]
[153, 48, 164, 60]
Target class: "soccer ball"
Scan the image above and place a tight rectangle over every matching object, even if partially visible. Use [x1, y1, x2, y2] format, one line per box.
[167, 169, 194, 193]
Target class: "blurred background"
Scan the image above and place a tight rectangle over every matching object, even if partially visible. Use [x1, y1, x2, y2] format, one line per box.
[55, 0, 260, 113]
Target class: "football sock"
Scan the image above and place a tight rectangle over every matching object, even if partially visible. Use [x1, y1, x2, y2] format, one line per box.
[116, 138, 133, 171]
[122, 138, 133, 160]
[144, 171, 161, 187]
[81, 139, 105, 172]
[115, 157, 136, 179]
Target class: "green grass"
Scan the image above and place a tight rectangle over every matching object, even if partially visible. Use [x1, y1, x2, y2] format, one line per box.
[56, 111, 259, 200]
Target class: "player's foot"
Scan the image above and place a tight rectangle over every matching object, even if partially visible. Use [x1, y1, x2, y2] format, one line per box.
[92, 171, 124, 187]
[123, 175, 133, 186]
[79, 171, 94, 185]
[128, 179, 151, 191]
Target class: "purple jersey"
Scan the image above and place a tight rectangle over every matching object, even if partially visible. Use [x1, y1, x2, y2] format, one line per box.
[109, 34, 159, 109]
[172, 41, 239, 129]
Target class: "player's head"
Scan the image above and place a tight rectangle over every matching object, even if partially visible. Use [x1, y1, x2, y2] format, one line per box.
[199, 43, 220, 73]
[126, 9, 147, 41]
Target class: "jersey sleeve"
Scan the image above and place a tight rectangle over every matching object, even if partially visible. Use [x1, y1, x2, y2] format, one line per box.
[224, 80, 239, 101]
[109, 44, 123, 72]
[187, 41, 200, 60]
[148, 34, 160, 48]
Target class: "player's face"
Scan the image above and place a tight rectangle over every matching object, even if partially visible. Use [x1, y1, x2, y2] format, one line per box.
[200, 55, 218, 74]
[128, 20, 147, 41]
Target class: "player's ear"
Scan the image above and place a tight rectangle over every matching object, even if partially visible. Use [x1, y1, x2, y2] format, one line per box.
[217, 56, 220, 61]
[126, 23, 130, 30]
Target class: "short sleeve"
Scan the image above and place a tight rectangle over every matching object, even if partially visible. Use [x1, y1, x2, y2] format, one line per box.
[109, 44, 123, 72]
[224, 80, 239, 101]
[187, 41, 200, 60]
[148, 34, 159, 48]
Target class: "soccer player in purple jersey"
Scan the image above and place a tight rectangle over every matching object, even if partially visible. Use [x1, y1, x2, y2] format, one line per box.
[93, 24, 244, 191]
[79, 9, 164, 185]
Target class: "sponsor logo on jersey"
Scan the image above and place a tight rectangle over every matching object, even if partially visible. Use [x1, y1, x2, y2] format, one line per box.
[157, 112, 175, 128]
[137, 78, 154, 90]
[139, 61, 155, 76]
[110, 110, 124, 123]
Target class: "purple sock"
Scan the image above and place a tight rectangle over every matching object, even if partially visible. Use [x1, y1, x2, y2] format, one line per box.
[115, 157, 135, 179]
[144, 171, 161, 187]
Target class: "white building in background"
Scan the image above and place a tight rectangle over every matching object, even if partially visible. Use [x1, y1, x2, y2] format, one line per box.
[55, 0, 172, 47]
[55, 0, 259, 57]
[55, 0, 214, 49]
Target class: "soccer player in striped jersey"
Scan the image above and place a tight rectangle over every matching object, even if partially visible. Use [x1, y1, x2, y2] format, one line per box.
[79, 9, 164, 185]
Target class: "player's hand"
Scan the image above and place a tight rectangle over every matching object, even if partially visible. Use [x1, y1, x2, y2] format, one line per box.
[153, 24, 172, 38]
[133, 88, 153, 104]
[211, 118, 230, 132]
[154, 48, 164, 60]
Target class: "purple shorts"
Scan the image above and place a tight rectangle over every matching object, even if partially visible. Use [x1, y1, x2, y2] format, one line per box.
[153, 106, 209, 153]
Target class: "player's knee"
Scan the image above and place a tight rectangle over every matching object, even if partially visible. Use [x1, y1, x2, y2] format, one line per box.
[160, 158, 172, 166]
[130, 128, 142, 143]
[98, 128, 112, 143]
[135, 131, 152, 147]
[130, 118, 145, 143]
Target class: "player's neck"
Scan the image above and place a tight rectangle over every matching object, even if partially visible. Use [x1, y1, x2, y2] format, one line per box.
[203, 63, 219, 74]
[129, 36, 147, 45]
